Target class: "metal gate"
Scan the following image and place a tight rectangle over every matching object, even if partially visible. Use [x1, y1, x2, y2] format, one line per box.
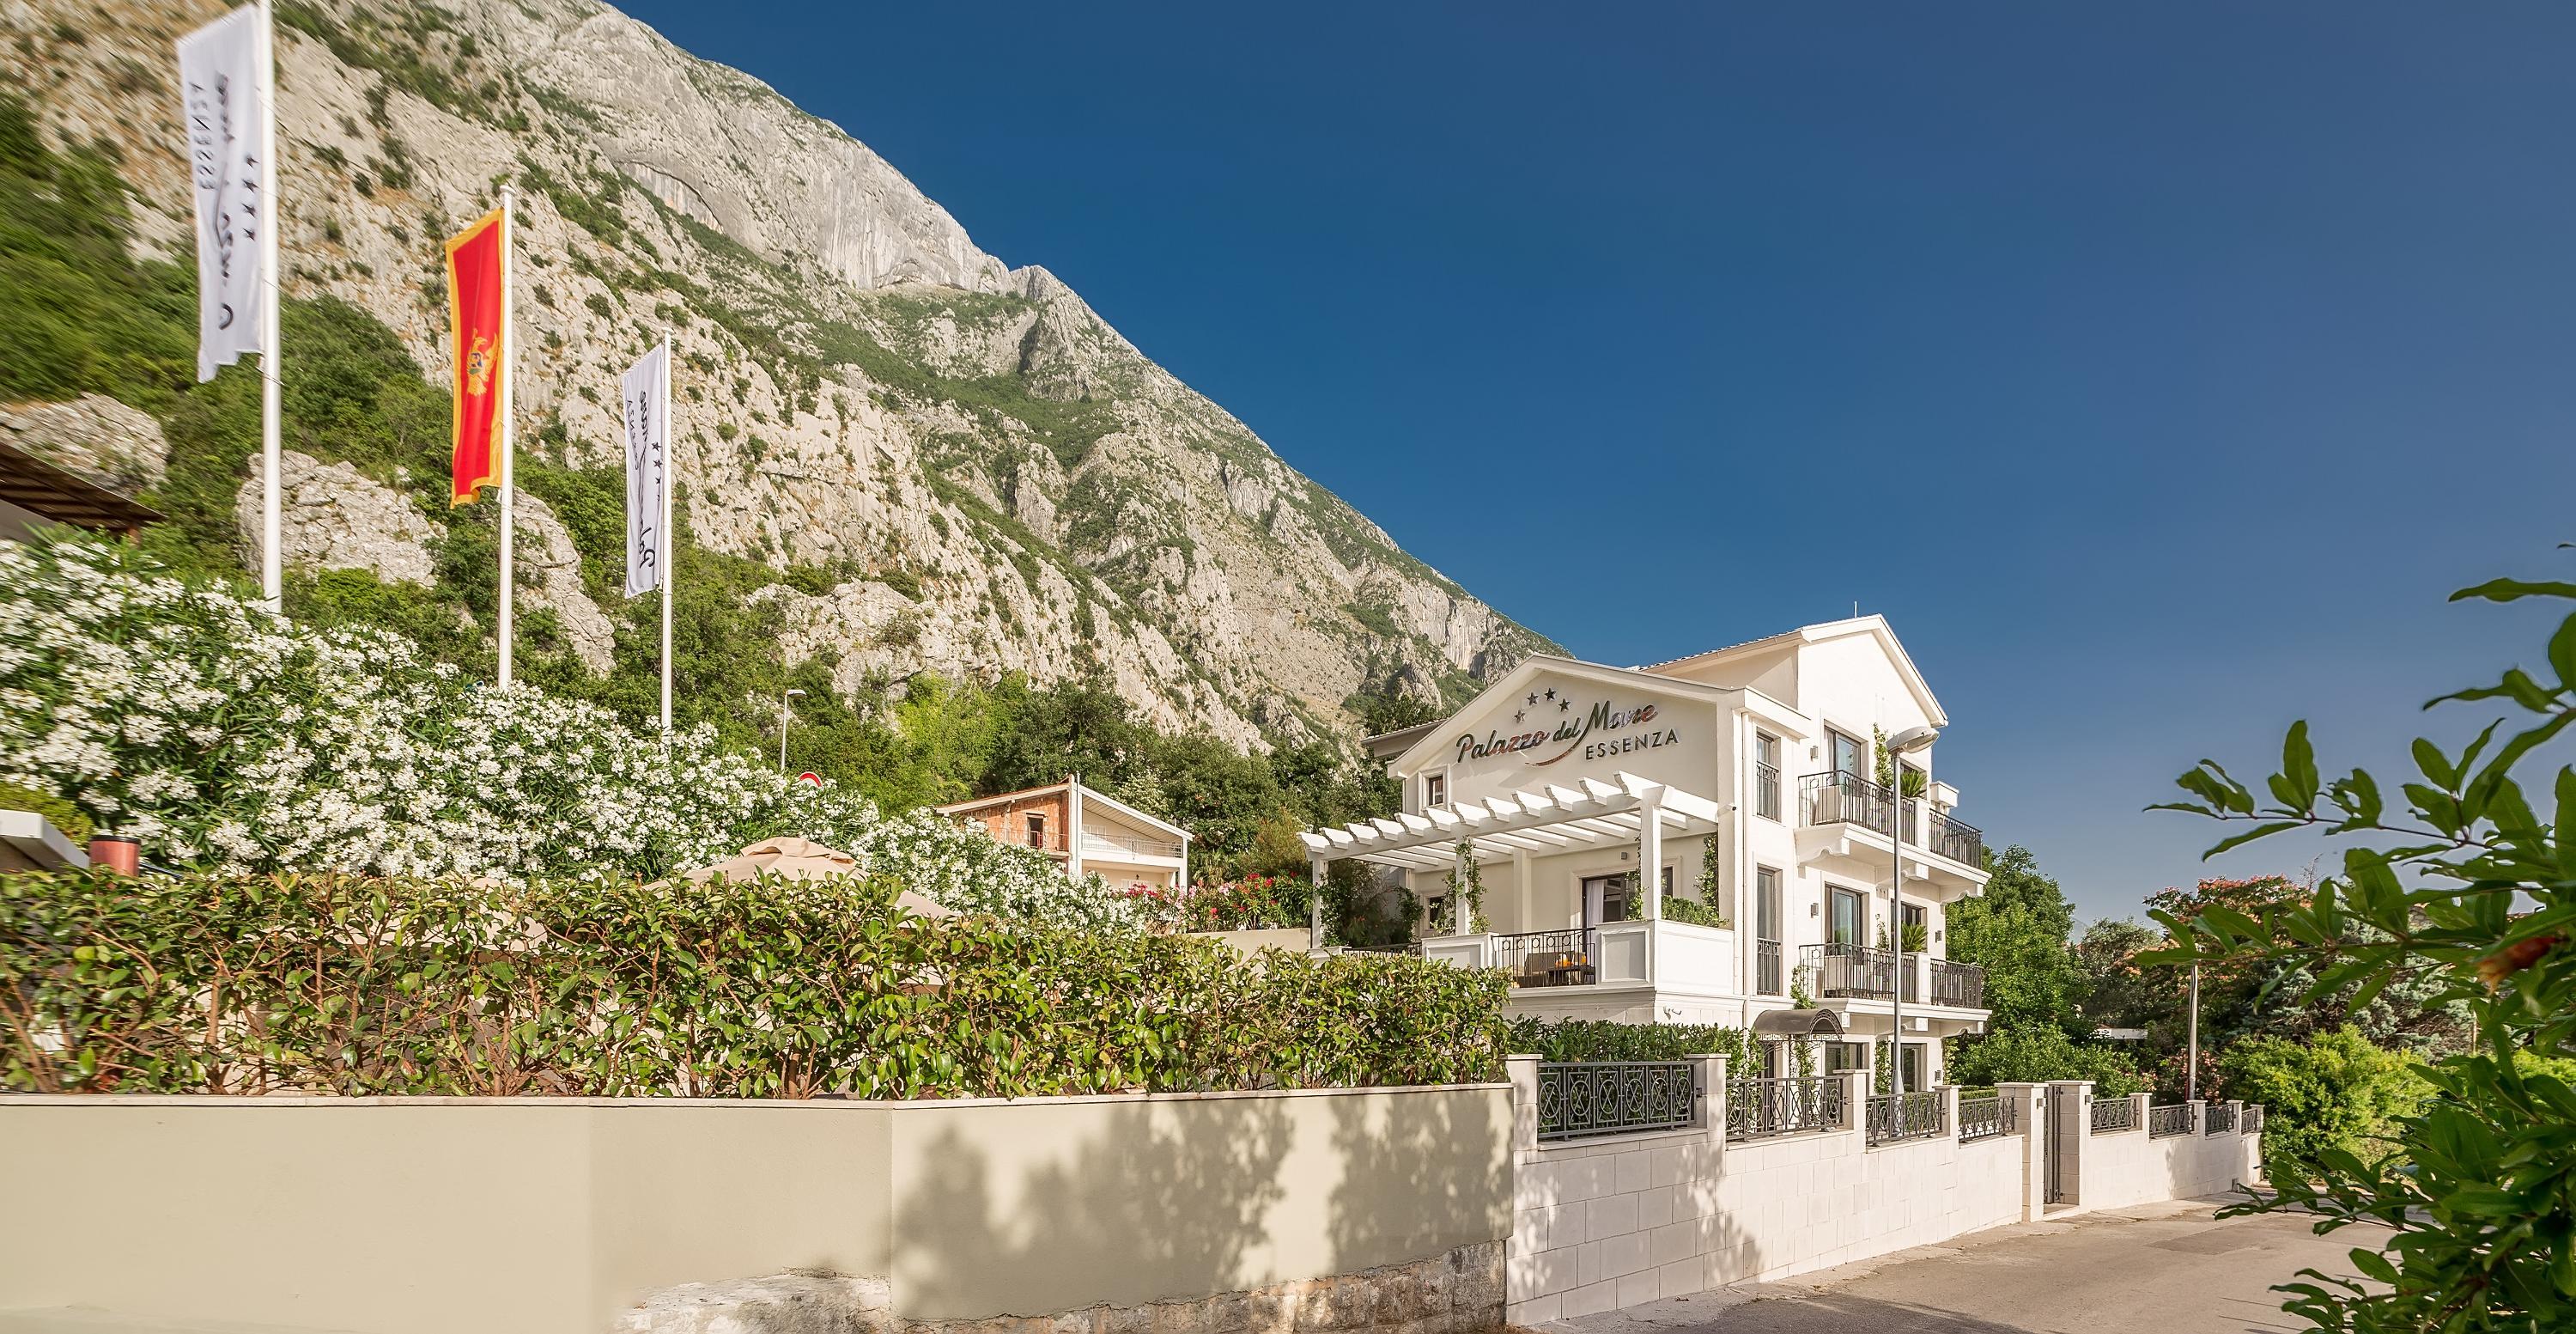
[2044, 1088, 2080, 1207]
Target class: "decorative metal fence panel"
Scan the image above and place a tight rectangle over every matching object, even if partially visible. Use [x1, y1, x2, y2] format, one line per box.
[2204, 1101, 2237, 1135]
[2243, 1104, 2265, 1135]
[2147, 1103, 2198, 1139]
[2089, 1096, 2137, 1134]
[1537, 1062, 1700, 1142]
[1727, 1075, 1845, 1141]
[1956, 1090, 2010, 1142]
[1864, 1090, 1946, 1145]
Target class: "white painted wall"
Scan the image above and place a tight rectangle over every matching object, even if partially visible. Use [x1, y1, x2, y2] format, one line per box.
[1502, 1063, 2268, 1325]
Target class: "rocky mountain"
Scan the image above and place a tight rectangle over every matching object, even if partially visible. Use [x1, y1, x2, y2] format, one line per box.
[11, 0, 1554, 746]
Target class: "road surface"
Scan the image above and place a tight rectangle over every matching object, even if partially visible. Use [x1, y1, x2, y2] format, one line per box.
[1540, 1197, 2378, 1334]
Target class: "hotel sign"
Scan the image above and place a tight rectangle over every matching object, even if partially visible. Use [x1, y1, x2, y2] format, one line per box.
[1454, 686, 1683, 768]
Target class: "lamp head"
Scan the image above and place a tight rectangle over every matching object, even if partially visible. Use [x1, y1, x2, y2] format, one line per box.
[1886, 725, 1939, 755]
[786, 688, 807, 699]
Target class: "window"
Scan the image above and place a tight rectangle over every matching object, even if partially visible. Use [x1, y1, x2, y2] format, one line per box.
[1583, 868, 1673, 926]
[1829, 886, 1867, 946]
[1826, 1042, 1869, 1073]
[1024, 813, 1046, 849]
[1423, 771, 1447, 810]
[1755, 867, 1784, 995]
[1828, 728, 1868, 782]
[1901, 902, 1927, 951]
[1753, 732, 1782, 820]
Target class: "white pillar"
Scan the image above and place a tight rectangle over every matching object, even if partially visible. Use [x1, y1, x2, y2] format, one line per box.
[1639, 791, 1664, 922]
[1513, 847, 1532, 934]
[1997, 1082, 2048, 1221]
[1454, 844, 1471, 936]
[1309, 856, 1327, 950]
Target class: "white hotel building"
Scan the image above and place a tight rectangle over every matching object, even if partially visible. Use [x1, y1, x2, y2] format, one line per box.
[1298, 616, 1992, 1087]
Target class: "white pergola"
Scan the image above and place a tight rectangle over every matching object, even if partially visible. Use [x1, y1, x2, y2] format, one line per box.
[1297, 771, 1724, 942]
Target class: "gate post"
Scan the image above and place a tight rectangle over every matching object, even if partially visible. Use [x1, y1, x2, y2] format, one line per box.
[1996, 1082, 2047, 1222]
[2045, 1079, 2094, 1211]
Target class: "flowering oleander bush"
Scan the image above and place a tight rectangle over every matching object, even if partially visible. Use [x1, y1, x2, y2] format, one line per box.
[0, 535, 1147, 929]
[1123, 873, 1315, 932]
[0, 868, 1509, 1097]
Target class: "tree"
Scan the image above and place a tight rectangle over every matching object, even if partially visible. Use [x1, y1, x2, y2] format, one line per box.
[2220, 1027, 2425, 1169]
[1947, 1024, 2143, 1095]
[2075, 918, 2167, 1031]
[1947, 844, 2087, 1033]
[2148, 547, 2576, 1332]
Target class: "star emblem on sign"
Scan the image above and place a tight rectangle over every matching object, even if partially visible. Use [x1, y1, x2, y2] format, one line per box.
[1545, 688, 1557, 700]
[1526, 692, 1538, 706]
[1559, 699, 1570, 712]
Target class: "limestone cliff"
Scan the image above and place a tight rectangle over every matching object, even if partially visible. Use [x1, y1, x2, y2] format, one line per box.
[13, 0, 1555, 744]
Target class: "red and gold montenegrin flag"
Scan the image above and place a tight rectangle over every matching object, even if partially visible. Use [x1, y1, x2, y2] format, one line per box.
[444, 207, 507, 505]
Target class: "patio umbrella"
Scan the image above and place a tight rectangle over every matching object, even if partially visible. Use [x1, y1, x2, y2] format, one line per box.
[665, 836, 954, 918]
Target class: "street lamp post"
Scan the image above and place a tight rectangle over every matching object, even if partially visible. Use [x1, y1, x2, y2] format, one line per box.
[1882, 724, 1940, 1100]
[779, 686, 805, 772]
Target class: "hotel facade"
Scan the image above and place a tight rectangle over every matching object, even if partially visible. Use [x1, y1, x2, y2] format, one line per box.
[1299, 616, 1991, 1086]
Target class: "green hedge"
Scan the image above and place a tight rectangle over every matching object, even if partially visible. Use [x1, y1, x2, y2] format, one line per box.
[0, 869, 1507, 1098]
[1506, 1017, 1753, 1070]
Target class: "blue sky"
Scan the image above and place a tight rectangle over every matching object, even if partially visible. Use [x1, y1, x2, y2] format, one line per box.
[618, 1, 2576, 921]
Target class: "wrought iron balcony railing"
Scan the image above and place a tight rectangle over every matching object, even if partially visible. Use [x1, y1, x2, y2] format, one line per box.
[1927, 958, 1986, 1008]
[1727, 1075, 1844, 1141]
[1537, 1061, 1700, 1142]
[1799, 942, 1910, 1001]
[1956, 1089, 2011, 1142]
[1755, 938, 1784, 996]
[1926, 808, 1984, 868]
[1494, 928, 1599, 987]
[1801, 769, 1896, 838]
[1754, 761, 1782, 821]
[1865, 1090, 1946, 1145]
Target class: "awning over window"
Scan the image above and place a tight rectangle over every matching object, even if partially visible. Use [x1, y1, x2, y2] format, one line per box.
[1752, 1008, 1845, 1039]
[1296, 771, 1722, 872]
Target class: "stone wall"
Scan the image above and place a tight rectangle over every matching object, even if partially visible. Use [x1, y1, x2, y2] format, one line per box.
[618, 1242, 1504, 1334]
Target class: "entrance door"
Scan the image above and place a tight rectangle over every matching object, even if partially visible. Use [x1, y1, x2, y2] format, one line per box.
[2046, 1088, 2081, 1207]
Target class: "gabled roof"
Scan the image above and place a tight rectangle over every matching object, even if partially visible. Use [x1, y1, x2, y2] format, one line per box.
[937, 780, 1192, 843]
[1384, 655, 1740, 774]
[1638, 615, 1947, 729]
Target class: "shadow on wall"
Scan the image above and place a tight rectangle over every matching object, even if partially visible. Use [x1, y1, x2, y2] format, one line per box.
[1325, 1085, 1508, 1277]
[894, 1098, 1297, 1319]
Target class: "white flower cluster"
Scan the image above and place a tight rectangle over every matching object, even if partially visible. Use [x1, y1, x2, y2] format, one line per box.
[0, 536, 1151, 928]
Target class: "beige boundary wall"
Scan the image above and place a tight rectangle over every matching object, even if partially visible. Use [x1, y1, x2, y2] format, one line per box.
[0, 1084, 1512, 1334]
[1501, 1062, 2265, 1326]
[2067, 1089, 2265, 1213]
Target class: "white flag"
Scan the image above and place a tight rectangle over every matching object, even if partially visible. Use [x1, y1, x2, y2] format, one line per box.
[178, 6, 269, 383]
[623, 343, 671, 598]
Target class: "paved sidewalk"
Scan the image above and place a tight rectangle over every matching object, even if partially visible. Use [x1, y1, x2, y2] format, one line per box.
[1536, 1197, 2378, 1334]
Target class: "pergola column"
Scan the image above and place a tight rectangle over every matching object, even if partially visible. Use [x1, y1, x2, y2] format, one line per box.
[1639, 787, 1665, 921]
[1453, 844, 1472, 935]
[1309, 855, 1327, 950]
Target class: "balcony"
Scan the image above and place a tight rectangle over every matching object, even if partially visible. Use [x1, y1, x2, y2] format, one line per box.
[1079, 830, 1186, 862]
[1423, 917, 1735, 995]
[1798, 770, 1985, 874]
[1797, 943, 1985, 1010]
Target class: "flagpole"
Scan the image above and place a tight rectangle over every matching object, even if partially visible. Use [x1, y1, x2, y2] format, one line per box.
[495, 184, 516, 690]
[658, 329, 673, 733]
[255, 0, 282, 615]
